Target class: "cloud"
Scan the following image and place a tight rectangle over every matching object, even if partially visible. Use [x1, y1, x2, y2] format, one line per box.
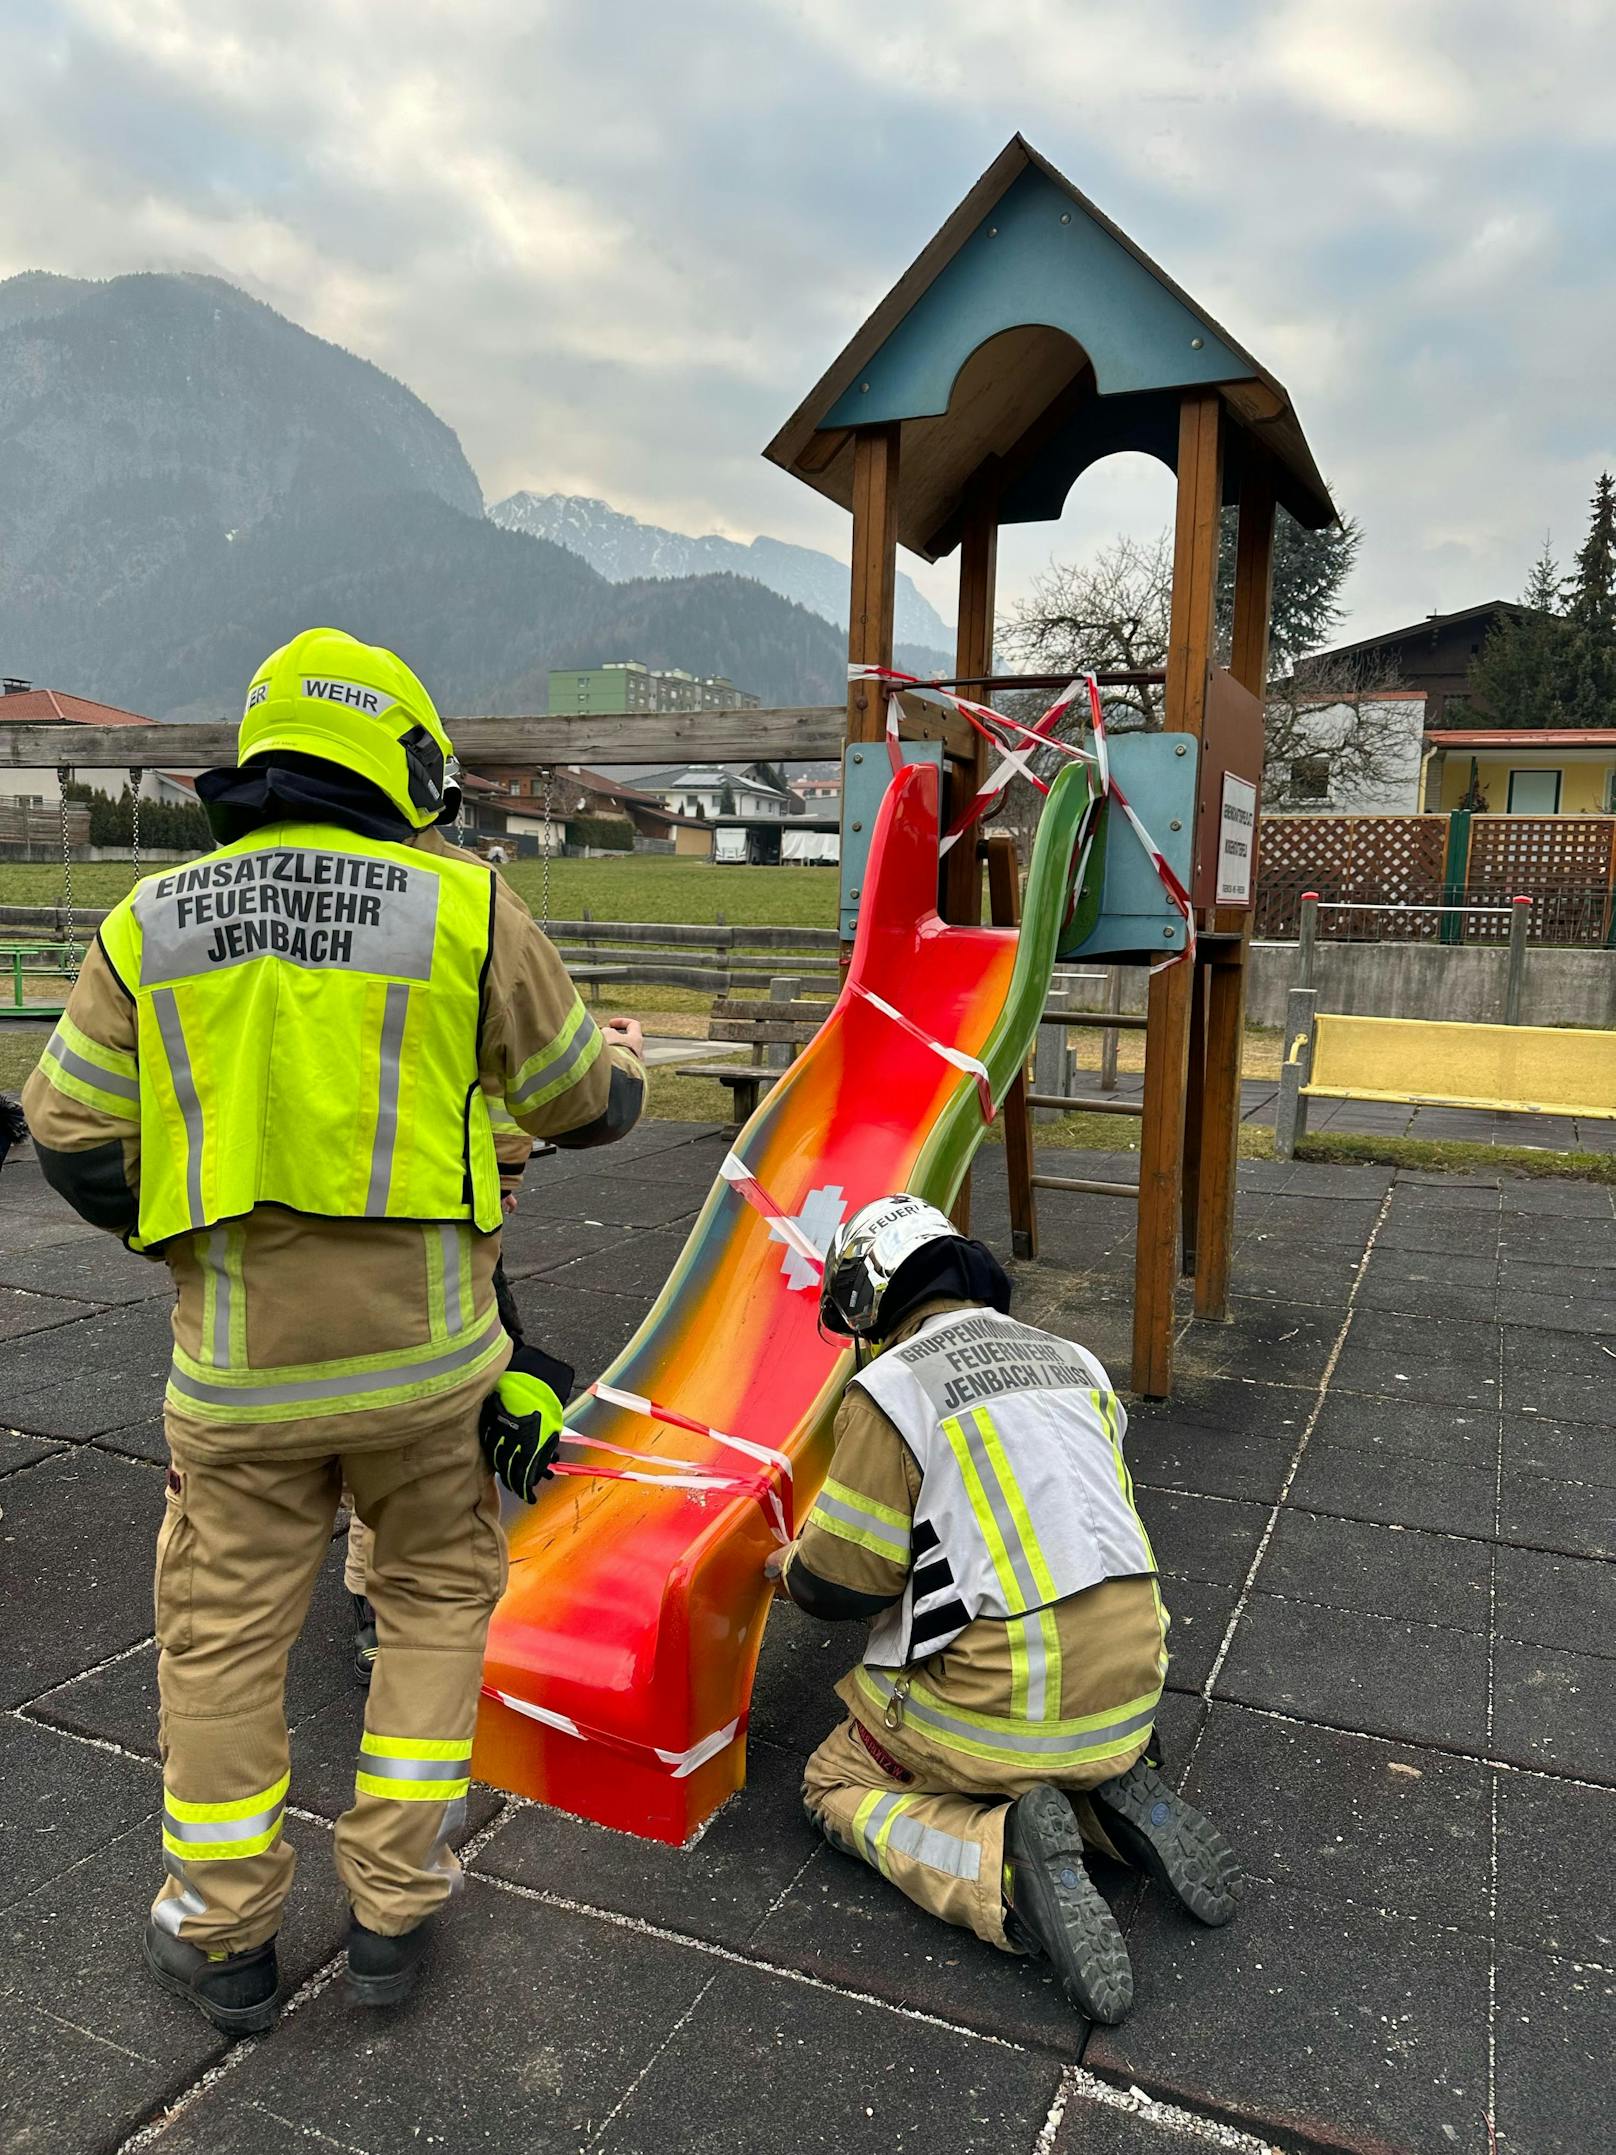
[1, 0, 1614, 640]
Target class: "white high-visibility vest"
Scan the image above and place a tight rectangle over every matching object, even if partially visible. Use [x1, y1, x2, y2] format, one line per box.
[850, 1308, 1156, 1671]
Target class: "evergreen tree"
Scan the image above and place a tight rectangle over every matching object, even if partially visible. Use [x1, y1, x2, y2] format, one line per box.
[1214, 506, 1361, 672]
[1561, 473, 1616, 726]
[1468, 537, 1573, 727]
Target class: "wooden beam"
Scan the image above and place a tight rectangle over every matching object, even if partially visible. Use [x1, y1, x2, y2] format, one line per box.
[942, 479, 998, 925]
[1133, 390, 1223, 1398]
[1194, 456, 1276, 1322]
[846, 424, 901, 746]
[0, 707, 846, 772]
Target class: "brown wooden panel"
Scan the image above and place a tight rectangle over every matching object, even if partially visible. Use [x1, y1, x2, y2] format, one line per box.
[846, 425, 901, 746]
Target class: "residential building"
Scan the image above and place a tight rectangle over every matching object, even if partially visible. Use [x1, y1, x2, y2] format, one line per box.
[791, 771, 842, 808]
[547, 662, 759, 716]
[0, 680, 162, 808]
[467, 763, 713, 857]
[1273, 694, 1429, 813]
[638, 765, 795, 822]
[1298, 601, 1541, 726]
[1422, 729, 1616, 816]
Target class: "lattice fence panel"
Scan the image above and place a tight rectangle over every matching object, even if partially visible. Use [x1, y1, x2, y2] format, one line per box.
[1255, 816, 1449, 940]
[1462, 816, 1616, 943]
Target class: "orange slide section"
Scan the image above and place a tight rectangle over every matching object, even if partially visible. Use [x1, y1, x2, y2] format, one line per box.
[473, 754, 1089, 1843]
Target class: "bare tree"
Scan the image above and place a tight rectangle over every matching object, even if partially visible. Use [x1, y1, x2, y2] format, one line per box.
[1000, 535, 1172, 730]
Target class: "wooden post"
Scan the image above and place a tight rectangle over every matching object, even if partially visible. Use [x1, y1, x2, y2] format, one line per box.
[1181, 963, 1207, 1278]
[1132, 391, 1223, 1397]
[1193, 457, 1275, 1321]
[986, 832, 1037, 1262]
[946, 479, 998, 1232]
[845, 425, 901, 747]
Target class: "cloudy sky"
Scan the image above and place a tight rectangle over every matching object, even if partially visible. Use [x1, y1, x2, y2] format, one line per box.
[3, 0, 1613, 638]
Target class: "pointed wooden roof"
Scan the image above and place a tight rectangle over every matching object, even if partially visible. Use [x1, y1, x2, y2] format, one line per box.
[765, 136, 1335, 559]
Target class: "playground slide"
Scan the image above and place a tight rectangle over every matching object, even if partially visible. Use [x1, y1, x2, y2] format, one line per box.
[473, 754, 1093, 1844]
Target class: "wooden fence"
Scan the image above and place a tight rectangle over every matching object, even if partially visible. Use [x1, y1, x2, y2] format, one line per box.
[1255, 813, 1616, 946]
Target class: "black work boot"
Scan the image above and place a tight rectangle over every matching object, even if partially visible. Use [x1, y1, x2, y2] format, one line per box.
[347, 1914, 434, 2006]
[142, 1918, 280, 2036]
[1087, 1757, 1242, 1926]
[1003, 1785, 1133, 2025]
[351, 1594, 378, 1689]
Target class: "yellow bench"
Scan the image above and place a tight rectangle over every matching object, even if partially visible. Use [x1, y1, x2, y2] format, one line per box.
[1275, 1007, 1616, 1155]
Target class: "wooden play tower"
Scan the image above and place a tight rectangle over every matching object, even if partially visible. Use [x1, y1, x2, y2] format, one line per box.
[766, 136, 1336, 1396]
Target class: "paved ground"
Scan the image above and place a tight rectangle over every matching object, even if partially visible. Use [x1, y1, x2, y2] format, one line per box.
[2, 1124, 1612, 2155]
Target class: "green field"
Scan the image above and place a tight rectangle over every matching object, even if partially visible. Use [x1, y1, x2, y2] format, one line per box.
[0, 854, 841, 929]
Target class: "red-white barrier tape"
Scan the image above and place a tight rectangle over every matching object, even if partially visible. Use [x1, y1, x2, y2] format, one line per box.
[851, 980, 995, 1122]
[586, 1382, 794, 1541]
[483, 1686, 743, 1779]
[718, 1152, 827, 1276]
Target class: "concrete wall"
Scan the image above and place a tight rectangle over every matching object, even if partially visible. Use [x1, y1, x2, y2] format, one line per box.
[1053, 943, 1616, 1031]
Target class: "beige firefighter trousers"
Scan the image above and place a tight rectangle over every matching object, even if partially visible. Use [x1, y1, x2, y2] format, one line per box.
[152, 1408, 506, 1952]
[802, 1717, 1148, 1953]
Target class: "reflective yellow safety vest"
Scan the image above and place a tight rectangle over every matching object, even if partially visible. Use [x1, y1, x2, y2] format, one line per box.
[99, 821, 502, 1250]
[849, 1309, 1156, 1679]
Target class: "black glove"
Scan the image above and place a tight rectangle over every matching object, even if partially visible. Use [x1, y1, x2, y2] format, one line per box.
[0, 1096, 26, 1174]
[479, 1344, 575, 1503]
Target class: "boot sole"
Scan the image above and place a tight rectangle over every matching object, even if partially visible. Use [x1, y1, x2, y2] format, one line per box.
[142, 1931, 279, 2037]
[1006, 1785, 1133, 2026]
[1091, 1762, 1242, 1927]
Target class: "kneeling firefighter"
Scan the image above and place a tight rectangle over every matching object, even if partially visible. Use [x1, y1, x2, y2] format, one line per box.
[23, 628, 648, 2034]
[774, 1195, 1240, 2024]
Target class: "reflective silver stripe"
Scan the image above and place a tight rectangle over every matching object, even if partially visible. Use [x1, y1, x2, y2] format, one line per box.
[886, 1810, 983, 1882]
[958, 1410, 1041, 1609]
[854, 1791, 906, 1867]
[366, 983, 410, 1211]
[163, 1797, 284, 1845]
[510, 1011, 599, 1106]
[205, 1227, 232, 1368]
[809, 1489, 911, 1559]
[438, 1224, 463, 1336]
[1021, 1608, 1050, 1722]
[356, 1753, 469, 1784]
[431, 1794, 468, 1886]
[45, 1029, 140, 1101]
[169, 1307, 501, 1409]
[155, 1850, 208, 1935]
[152, 988, 205, 1226]
[862, 1670, 1159, 1761]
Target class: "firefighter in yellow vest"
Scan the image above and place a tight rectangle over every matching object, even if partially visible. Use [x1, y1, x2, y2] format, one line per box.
[775, 1195, 1241, 2026]
[22, 628, 648, 2036]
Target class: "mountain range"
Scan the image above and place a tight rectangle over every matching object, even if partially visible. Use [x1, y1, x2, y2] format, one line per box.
[0, 270, 950, 725]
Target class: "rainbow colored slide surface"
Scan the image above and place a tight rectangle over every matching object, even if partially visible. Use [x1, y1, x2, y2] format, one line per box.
[473, 755, 1092, 1843]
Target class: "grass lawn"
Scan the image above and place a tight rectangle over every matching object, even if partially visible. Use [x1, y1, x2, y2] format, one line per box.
[0, 855, 842, 929]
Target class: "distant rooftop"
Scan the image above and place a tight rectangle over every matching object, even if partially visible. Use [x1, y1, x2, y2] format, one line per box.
[0, 682, 153, 725]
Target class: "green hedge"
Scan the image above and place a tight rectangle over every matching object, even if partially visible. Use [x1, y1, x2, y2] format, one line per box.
[65, 784, 212, 852]
[565, 814, 634, 853]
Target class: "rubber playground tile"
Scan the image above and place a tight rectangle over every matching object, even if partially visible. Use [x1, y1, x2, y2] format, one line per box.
[1491, 1637, 1616, 1782]
[747, 1600, 863, 1758]
[0, 2000, 189, 2155]
[1502, 1327, 1616, 1426]
[1127, 1377, 1310, 1443]
[1497, 1469, 1616, 1562]
[0, 1427, 60, 1476]
[510, 1277, 653, 1381]
[1225, 1242, 1360, 1309]
[511, 1170, 703, 1230]
[1495, 1770, 1616, 1964]
[1179, 1703, 1491, 1937]
[1330, 1310, 1503, 1410]
[31, 1544, 360, 1760]
[1277, 1160, 1395, 1199]
[1287, 1437, 1500, 1540]
[592, 1961, 1063, 2155]
[129, 2095, 334, 2155]
[1257, 1510, 1493, 1635]
[1385, 1179, 1501, 1212]
[0, 1235, 175, 1305]
[1373, 1209, 1506, 1259]
[0, 1710, 159, 1911]
[1496, 1215, 1616, 1268]
[1308, 1388, 1496, 1467]
[1129, 1490, 1268, 1588]
[1504, 1414, 1616, 1490]
[1359, 1240, 1500, 1294]
[497, 1217, 642, 1282]
[0, 1284, 98, 1340]
[0, 1809, 350, 2116]
[0, 1447, 162, 1708]
[1493, 1544, 1616, 1661]
[1498, 1178, 1614, 1217]
[544, 1223, 703, 1299]
[1049, 2090, 1245, 2154]
[1128, 1425, 1297, 1510]
[1214, 1595, 1491, 1753]
[1500, 1255, 1616, 1305]
[749, 1839, 1093, 2060]
[92, 1414, 169, 1464]
[1349, 1274, 1500, 1326]
[228, 1877, 718, 2155]
[1505, 1290, 1616, 1337]
[1492, 1948, 1616, 2155]
[1156, 1577, 1239, 1695]
[1095, 1879, 1489, 2154]
[474, 1735, 814, 1952]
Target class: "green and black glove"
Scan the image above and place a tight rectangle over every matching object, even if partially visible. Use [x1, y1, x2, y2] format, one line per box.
[479, 1344, 575, 1503]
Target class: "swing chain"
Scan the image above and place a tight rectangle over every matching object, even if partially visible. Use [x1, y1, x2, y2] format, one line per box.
[57, 765, 80, 981]
[129, 769, 143, 882]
